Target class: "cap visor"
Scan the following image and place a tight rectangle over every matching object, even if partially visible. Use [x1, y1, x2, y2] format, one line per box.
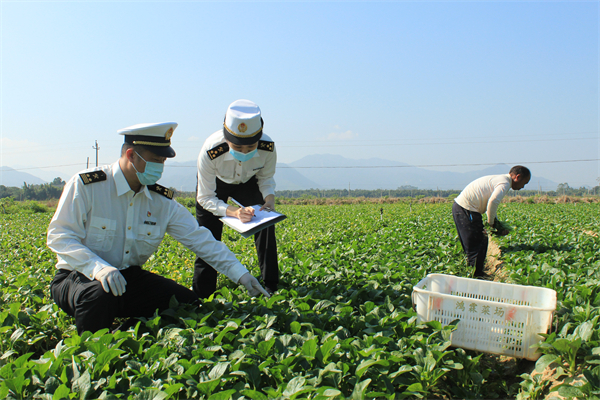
[141, 145, 176, 158]
[223, 128, 262, 145]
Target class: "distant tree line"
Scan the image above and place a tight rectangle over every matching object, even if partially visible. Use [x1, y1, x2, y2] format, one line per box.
[1, 179, 599, 201]
[276, 186, 460, 199]
[275, 183, 600, 199]
[552, 182, 599, 197]
[0, 178, 65, 201]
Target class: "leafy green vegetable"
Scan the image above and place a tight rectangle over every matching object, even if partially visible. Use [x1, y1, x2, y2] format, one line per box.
[0, 202, 598, 398]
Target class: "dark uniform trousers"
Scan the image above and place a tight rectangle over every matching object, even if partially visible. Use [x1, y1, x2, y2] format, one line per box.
[452, 202, 488, 276]
[51, 266, 199, 334]
[193, 176, 279, 298]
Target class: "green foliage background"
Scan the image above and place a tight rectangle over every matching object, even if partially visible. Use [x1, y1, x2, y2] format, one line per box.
[0, 202, 599, 399]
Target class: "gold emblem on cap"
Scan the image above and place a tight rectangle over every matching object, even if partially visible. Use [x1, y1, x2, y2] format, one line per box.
[238, 123, 247, 133]
[224, 122, 262, 138]
[165, 127, 174, 140]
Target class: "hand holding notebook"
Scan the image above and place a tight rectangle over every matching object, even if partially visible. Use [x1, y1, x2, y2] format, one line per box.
[221, 200, 286, 238]
[231, 198, 256, 222]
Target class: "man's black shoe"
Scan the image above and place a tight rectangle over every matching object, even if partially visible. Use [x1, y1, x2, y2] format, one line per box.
[474, 272, 492, 280]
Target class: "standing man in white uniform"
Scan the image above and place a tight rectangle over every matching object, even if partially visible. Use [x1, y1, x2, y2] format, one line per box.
[452, 165, 531, 277]
[195, 100, 279, 298]
[48, 122, 268, 334]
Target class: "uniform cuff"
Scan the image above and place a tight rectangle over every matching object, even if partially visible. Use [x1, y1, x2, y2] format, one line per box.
[216, 202, 229, 217]
[90, 261, 113, 280]
[260, 189, 275, 201]
[230, 264, 250, 284]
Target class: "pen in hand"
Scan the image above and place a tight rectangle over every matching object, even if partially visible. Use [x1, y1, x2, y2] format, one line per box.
[231, 198, 255, 218]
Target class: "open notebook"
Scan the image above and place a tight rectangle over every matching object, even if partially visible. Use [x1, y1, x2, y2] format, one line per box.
[220, 205, 287, 238]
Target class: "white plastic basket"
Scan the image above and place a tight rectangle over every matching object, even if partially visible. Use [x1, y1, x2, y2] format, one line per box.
[412, 273, 557, 360]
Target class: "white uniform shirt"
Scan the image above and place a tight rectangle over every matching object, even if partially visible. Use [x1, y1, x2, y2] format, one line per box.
[196, 130, 277, 217]
[47, 162, 248, 283]
[454, 174, 512, 224]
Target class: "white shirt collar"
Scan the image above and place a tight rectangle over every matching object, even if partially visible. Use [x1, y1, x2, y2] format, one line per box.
[113, 162, 132, 197]
[113, 161, 153, 199]
[141, 185, 153, 199]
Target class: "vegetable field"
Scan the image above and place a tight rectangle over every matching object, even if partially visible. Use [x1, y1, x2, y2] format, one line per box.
[0, 201, 599, 399]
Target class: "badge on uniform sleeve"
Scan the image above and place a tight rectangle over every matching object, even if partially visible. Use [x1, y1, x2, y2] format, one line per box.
[207, 143, 230, 160]
[148, 184, 174, 199]
[79, 171, 107, 185]
[258, 140, 274, 152]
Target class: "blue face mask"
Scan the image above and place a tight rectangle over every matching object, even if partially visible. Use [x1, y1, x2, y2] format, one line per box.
[229, 148, 257, 162]
[132, 151, 164, 186]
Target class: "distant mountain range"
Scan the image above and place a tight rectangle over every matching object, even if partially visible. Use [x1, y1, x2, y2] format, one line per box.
[0, 166, 46, 187]
[158, 155, 558, 192]
[1, 155, 559, 191]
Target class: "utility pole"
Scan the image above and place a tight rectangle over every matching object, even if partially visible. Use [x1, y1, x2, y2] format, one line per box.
[86, 157, 89, 169]
[92, 141, 100, 167]
[348, 182, 350, 197]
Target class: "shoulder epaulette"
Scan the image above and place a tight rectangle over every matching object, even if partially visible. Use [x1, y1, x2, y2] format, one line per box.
[148, 184, 174, 199]
[258, 140, 274, 152]
[79, 171, 107, 185]
[206, 143, 229, 160]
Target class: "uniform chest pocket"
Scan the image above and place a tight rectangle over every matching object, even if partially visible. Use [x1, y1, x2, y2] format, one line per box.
[218, 163, 236, 180]
[136, 225, 163, 260]
[87, 217, 117, 252]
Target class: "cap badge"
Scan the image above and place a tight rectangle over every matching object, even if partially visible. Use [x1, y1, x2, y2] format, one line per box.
[238, 123, 247, 133]
[165, 127, 174, 140]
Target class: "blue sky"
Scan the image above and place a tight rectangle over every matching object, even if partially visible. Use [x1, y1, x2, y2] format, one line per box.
[1, 0, 598, 189]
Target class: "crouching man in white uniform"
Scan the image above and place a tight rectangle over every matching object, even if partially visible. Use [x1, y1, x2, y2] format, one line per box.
[48, 122, 269, 334]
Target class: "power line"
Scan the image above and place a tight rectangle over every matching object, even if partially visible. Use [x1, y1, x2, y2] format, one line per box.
[2, 158, 598, 173]
[0, 163, 85, 172]
[277, 130, 599, 144]
[277, 136, 598, 148]
[1, 138, 121, 151]
[161, 158, 600, 169]
[1, 132, 596, 154]
[278, 159, 600, 169]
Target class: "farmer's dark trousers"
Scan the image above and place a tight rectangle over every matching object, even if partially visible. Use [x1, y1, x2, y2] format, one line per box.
[452, 202, 488, 276]
[193, 177, 279, 298]
[51, 266, 199, 334]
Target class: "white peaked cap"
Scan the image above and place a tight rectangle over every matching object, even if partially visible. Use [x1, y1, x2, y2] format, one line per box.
[118, 122, 178, 158]
[223, 100, 263, 145]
